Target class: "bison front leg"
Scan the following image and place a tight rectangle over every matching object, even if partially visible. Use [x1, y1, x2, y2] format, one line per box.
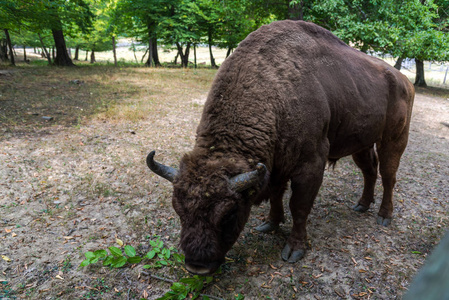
[282, 160, 326, 263]
[255, 181, 288, 233]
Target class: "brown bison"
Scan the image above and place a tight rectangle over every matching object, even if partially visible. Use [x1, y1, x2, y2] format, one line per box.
[147, 20, 414, 275]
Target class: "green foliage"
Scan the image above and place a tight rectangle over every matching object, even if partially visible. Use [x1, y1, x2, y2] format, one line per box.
[80, 246, 142, 268]
[143, 236, 184, 269]
[79, 236, 182, 269]
[157, 276, 213, 300]
[307, 0, 448, 62]
[5, 0, 449, 67]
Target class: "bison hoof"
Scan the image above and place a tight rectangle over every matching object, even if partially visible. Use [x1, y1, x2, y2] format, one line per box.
[281, 244, 305, 263]
[353, 204, 369, 213]
[255, 221, 278, 233]
[377, 216, 391, 227]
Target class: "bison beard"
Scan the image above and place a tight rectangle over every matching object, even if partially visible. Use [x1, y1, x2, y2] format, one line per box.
[147, 20, 414, 275]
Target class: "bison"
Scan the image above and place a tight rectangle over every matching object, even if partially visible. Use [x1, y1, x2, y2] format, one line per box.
[147, 20, 414, 275]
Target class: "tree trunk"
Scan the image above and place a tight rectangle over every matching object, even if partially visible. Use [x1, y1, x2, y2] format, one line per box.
[90, 50, 95, 63]
[146, 38, 153, 67]
[132, 42, 138, 63]
[174, 51, 179, 64]
[226, 47, 233, 58]
[85, 50, 88, 61]
[141, 48, 149, 63]
[112, 36, 117, 66]
[176, 43, 191, 68]
[51, 29, 75, 66]
[145, 23, 161, 67]
[151, 37, 160, 67]
[52, 46, 55, 60]
[74, 46, 79, 60]
[194, 44, 197, 69]
[208, 27, 216, 68]
[288, 0, 304, 20]
[4, 29, 15, 66]
[414, 59, 427, 87]
[0, 38, 7, 62]
[394, 57, 404, 70]
[23, 45, 27, 62]
[38, 33, 52, 65]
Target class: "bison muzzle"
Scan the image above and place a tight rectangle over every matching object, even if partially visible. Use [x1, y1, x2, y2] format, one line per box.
[147, 20, 414, 275]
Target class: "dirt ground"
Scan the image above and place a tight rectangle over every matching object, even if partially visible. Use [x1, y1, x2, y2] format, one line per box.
[1, 67, 448, 300]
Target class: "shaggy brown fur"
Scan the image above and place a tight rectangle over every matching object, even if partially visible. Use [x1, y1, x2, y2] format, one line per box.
[157, 20, 414, 274]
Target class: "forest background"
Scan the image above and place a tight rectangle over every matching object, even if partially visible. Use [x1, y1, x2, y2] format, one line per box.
[1, 0, 449, 87]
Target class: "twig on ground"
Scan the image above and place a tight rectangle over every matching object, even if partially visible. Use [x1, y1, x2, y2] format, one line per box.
[141, 271, 175, 284]
[199, 294, 225, 300]
[140, 271, 224, 300]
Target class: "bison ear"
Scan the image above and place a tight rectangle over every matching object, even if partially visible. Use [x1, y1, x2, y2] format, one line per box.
[229, 163, 267, 193]
[146, 151, 178, 182]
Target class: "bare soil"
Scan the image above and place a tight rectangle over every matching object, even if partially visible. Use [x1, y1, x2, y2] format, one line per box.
[1, 67, 448, 300]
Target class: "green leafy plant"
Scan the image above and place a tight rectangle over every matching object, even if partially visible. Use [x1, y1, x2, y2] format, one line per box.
[79, 236, 183, 269]
[158, 275, 213, 300]
[80, 245, 142, 268]
[143, 236, 184, 269]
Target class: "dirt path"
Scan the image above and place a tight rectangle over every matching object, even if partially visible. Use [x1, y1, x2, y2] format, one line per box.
[1, 87, 448, 299]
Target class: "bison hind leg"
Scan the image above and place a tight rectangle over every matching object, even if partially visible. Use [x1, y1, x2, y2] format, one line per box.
[351, 147, 379, 213]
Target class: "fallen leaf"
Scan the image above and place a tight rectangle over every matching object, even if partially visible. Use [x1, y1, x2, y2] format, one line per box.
[1, 255, 12, 262]
[63, 236, 74, 240]
[5, 228, 12, 233]
[55, 275, 64, 280]
[11, 233, 17, 237]
[269, 264, 277, 270]
[116, 238, 124, 246]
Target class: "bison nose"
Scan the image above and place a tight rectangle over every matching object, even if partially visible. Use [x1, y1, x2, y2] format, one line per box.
[185, 259, 221, 275]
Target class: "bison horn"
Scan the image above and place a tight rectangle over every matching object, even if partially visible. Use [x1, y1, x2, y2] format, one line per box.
[146, 151, 178, 182]
[229, 163, 267, 192]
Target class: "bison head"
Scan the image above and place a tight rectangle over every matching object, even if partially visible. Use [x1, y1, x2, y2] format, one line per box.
[147, 150, 267, 275]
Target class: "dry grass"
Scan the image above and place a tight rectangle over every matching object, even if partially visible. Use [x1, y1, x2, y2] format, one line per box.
[0, 66, 215, 131]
